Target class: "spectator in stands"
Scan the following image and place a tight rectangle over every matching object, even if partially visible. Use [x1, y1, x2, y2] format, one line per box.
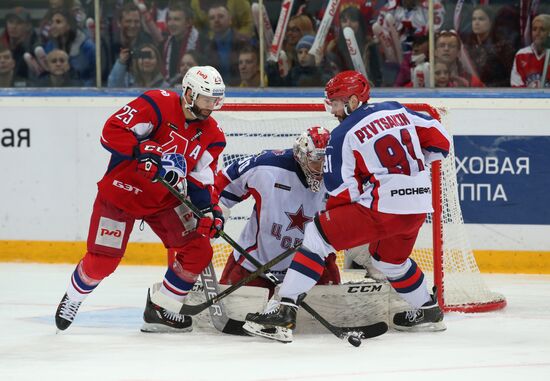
[43, 8, 96, 86]
[0, 7, 39, 80]
[0, 46, 27, 87]
[511, 14, 550, 88]
[39, 0, 87, 43]
[394, 34, 429, 87]
[433, 59, 468, 87]
[435, 29, 483, 87]
[267, 34, 324, 87]
[108, 3, 153, 70]
[433, 60, 451, 87]
[238, 45, 263, 87]
[162, 2, 199, 85]
[108, 42, 168, 88]
[202, 2, 251, 86]
[288, 34, 324, 86]
[169, 50, 203, 87]
[326, 6, 382, 86]
[463, 6, 515, 87]
[283, 14, 315, 69]
[191, 0, 253, 38]
[33, 49, 81, 87]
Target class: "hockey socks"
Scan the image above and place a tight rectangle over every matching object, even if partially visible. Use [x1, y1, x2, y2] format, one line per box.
[159, 267, 195, 303]
[374, 258, 430, 308]
[66, 261, 101, 302]
[278, 247, 325, 302]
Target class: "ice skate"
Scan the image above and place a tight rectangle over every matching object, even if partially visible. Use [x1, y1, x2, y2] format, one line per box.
[243, 298, 298, 343]
[393, 288, 446, 332]
[55, 293, 82, 331]
[141, 289, 192, 333]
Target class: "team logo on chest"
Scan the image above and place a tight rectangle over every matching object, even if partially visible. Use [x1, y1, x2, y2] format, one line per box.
[285, 205, 312, 233]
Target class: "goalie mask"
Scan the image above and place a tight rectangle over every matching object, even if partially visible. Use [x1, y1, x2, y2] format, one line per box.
[182, 66, 225, 120]
[293, 126, 331, 192]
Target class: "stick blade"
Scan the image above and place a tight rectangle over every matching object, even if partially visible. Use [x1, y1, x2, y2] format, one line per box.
[354, 321, 389, 339]
[178, 301, 211, 316]
[221, 319, 247, 336]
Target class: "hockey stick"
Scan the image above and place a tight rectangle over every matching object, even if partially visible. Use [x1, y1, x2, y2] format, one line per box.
[158, 178, 298, 316]
[160, 179, 387, 344]
[179, 245, 298, 316]
[200, 262, 247, 335]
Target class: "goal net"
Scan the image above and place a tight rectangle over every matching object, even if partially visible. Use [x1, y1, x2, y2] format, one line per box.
[210, 102, 506, 313]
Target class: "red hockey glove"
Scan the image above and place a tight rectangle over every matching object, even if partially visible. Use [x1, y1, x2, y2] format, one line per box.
[135, 140, 163, 181]
[196, 205, 224, 238]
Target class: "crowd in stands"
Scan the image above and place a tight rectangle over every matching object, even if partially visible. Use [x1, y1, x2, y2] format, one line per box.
[0, 0, 549, 89]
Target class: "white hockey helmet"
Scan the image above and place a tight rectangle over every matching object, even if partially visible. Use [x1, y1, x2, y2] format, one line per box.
[293, 126, 331, 192]
[181, 65, 225, 115]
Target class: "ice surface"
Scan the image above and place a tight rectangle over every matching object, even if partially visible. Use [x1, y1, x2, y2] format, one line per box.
[1, 263, 549, 381]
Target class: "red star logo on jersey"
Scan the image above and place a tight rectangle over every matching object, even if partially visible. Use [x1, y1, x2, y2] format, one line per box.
[285, 205, 312, 233]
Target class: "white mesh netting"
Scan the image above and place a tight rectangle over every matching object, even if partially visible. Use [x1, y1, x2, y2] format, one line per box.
[210, 103, 505, 312]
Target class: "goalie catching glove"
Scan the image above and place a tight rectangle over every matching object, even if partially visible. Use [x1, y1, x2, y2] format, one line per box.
[135, 140, 163, 181]
[197, 204, 224, 238]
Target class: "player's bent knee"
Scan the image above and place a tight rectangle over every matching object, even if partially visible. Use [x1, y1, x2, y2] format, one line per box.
[371, 257, 411, 279]
[173, 237, 214, 275]
[302, 219, 335, 257]
[81, 251, 121, 280]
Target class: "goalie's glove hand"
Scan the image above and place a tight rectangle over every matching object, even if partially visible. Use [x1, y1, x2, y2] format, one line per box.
[196, 204, 224, 238]
[135, 140, 163, 181]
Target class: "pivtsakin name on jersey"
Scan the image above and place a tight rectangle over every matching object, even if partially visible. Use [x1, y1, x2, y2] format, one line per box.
[354, 113, 411, 143]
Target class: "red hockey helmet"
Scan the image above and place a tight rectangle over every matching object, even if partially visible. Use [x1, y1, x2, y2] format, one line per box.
[293, 126, 331, 192]
[324, 70, 370, 103]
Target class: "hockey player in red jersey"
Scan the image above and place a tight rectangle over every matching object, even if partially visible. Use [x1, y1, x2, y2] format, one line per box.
[55, 66, 228, 333]
[244, 70, 451, 342]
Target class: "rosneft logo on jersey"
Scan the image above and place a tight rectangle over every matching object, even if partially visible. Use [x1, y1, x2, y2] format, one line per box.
[390, 187, 431, 197]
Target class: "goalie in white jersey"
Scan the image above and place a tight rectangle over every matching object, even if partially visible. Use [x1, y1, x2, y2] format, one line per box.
[244, 70, 451, 343]
[216, 127, 341, 297]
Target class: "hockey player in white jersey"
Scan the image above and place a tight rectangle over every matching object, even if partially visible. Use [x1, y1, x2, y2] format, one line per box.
[243, 70, 451, 342]
[216, 127, 341, 297]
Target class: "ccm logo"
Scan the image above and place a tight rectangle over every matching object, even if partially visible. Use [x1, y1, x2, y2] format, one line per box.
[113, 180, 142, 195]
[196, 70, 208, 79]
[100, 228, 122, 237]
[347, 284, 383, 293]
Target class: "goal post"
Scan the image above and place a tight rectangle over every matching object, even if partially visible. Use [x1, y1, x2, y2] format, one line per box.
[213, 101, 506, 313]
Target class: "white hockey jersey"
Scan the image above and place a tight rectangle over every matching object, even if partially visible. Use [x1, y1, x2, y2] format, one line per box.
[216, 149, 328, 281]
[324, 101, 451, 214]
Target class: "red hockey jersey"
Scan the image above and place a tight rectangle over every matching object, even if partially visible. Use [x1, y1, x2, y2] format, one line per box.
[511, 45, 550, 88]
[97, 89, 226, 217]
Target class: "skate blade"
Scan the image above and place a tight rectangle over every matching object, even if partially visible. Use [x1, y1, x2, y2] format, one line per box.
[392, 321, 447, 332]
[140, 322, 193, 333]
[242, 321, 293, 343]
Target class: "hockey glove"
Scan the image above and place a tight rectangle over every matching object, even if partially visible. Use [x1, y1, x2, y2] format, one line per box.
[196, 204, 224, 238]
[135, 140, 163, 181]
[159, 153, 187, 196]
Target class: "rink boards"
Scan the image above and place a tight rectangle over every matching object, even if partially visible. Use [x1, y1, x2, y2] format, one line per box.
[0, 93, 548, 273]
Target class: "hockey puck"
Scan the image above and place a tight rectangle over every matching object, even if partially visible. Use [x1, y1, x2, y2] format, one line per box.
[348, 335, 362, 347]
